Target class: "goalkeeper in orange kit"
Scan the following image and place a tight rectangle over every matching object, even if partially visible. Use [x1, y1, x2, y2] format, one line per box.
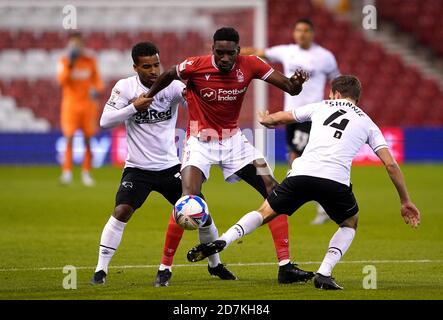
[57, 32, 104, 186]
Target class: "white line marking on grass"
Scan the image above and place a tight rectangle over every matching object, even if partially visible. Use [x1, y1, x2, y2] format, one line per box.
[0, 259, 442, 272]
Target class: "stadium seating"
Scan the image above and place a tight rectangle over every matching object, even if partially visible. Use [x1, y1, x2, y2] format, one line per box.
[377, 0, 443, 56]
[0, 0, 442, 131]
[266, 0, 443, 126]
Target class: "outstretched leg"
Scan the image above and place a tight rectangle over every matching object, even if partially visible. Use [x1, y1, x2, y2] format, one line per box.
[181, 165, 237, 280]
[235, 161, 308, 283]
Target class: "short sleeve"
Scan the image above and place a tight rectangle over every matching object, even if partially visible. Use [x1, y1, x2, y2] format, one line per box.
[367, 121, 388, 152]
[176, 56, 200, 80]
[249, 55, 274, 80]
[264, 45, 287, 64]
[292, 102, 319, 123]
[105, 79, 130, 110]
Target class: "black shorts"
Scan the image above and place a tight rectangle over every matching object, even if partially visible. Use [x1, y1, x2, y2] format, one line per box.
[115, 164, 182, 210]
[285, 122, 312, 156]
[267, 175, 359, 224]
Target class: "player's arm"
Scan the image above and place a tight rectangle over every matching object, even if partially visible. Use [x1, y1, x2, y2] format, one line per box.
[100, 83, 153, 129]
[375, 148, 421, 228]
[145, 66, 180, 98]
[265, 69, 309, 96]
[257, 110, 295, 128]
[240, 47, 266, 58]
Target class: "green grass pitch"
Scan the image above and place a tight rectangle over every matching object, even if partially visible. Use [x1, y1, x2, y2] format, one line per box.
[0, 164, 442, 300]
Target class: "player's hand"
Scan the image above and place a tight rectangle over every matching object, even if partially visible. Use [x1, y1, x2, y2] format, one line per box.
[132, 93, 153, 112]
[258, 110, 276, 128]
[400, 201, 421, 228]
[290, 69, 309, 86]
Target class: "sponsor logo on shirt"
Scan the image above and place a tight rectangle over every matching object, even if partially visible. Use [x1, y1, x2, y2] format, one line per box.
[200, 86, 248, 102]
[200, 88, 217, 101]
[134, 107, 172, 124]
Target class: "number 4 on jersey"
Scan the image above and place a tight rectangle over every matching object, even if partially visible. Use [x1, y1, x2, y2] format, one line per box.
[323, 109, 350, 139]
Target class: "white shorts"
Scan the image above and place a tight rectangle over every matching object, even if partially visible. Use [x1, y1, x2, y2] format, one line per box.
[181, 131, 270, 182]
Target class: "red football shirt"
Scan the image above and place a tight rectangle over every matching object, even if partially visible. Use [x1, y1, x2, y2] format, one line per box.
[176, 55, 274, 139]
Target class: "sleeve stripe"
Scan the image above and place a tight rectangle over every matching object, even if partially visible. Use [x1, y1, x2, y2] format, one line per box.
[372, 144, 389, 152]
[261, 68, 274, 80]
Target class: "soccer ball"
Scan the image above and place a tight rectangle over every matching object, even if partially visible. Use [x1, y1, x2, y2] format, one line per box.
[173, 195, 209, 230]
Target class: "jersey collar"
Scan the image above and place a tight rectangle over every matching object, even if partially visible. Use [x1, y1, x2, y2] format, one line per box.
[211, 55, 236, 72]
[136, 75, 150, 92]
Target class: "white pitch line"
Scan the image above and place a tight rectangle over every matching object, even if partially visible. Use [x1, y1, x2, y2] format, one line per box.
[0, 259, 442, 273]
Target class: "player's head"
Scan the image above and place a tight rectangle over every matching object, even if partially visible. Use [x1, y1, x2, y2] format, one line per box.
[132, 42, 161, 87]
[293, 18, 314, 49]
[330, 75, 362, 103]
[212, 27, 240, 73]
[67, 31, 84, 52]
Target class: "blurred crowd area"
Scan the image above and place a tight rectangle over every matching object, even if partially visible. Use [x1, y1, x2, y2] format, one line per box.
[0, 0, 442, 133]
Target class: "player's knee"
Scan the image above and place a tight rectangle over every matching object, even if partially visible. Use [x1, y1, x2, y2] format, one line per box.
[112, 204, 134, 223]
[340, 214, 358, 230]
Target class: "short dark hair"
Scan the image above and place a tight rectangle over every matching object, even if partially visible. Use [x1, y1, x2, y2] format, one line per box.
[331, 75, 362, 102]
[295, 18, 314, 30]
[213, 27, 240, 44]
[131, 42, 159, 64]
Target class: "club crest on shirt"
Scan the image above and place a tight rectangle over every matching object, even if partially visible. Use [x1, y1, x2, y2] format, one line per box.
[236, 69, 244, 82]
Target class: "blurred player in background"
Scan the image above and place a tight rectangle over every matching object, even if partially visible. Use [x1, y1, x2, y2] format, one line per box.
[91, 42, 236, 286]
[187, 75, 421, 290]
[242, 18, 340, 225]
[146, 27, 315, 284]
[57, 32, 103, 186]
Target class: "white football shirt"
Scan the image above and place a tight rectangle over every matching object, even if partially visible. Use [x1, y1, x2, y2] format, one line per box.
[102, 75, 186, 171]
[265, 43, 339, 111]
[289, 99, 388, 186]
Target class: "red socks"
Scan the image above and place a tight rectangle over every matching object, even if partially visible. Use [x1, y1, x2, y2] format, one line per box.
[160, 214, 184, 267]
[267, 214, 290, 263]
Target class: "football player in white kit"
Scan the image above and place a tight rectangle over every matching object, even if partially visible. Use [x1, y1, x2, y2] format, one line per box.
[187, 75, 421, 290]
[91, 42, 236, 286]
[243, 18, 340, 225]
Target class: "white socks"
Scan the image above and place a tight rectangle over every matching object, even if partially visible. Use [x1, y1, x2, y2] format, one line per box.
[199, 222, 221, 268]
[219, 211, 264, 248]
[317, 227, 356, 277]
[95, 216, 126, 273]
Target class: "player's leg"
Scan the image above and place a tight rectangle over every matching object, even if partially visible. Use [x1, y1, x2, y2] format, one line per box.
[81, 108, 98, 186]
[60, 110, 77, 185]
[187, 199, 277, 262]
[181, 165, 237, 280]
[285, 123, 303, 168]
[188, 175, 315, 282]
[154, 165, 185, 287]
[235, 162, 314, 283]
[314, 214, 358, 290]
[91, 168, 151, 284]
[313, 181, 359, 290]
[234, 160, 291, 263]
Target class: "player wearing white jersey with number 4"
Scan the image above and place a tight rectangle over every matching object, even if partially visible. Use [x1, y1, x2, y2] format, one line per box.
[187, 75, 421, 290]
[243, 18, 340, 225]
